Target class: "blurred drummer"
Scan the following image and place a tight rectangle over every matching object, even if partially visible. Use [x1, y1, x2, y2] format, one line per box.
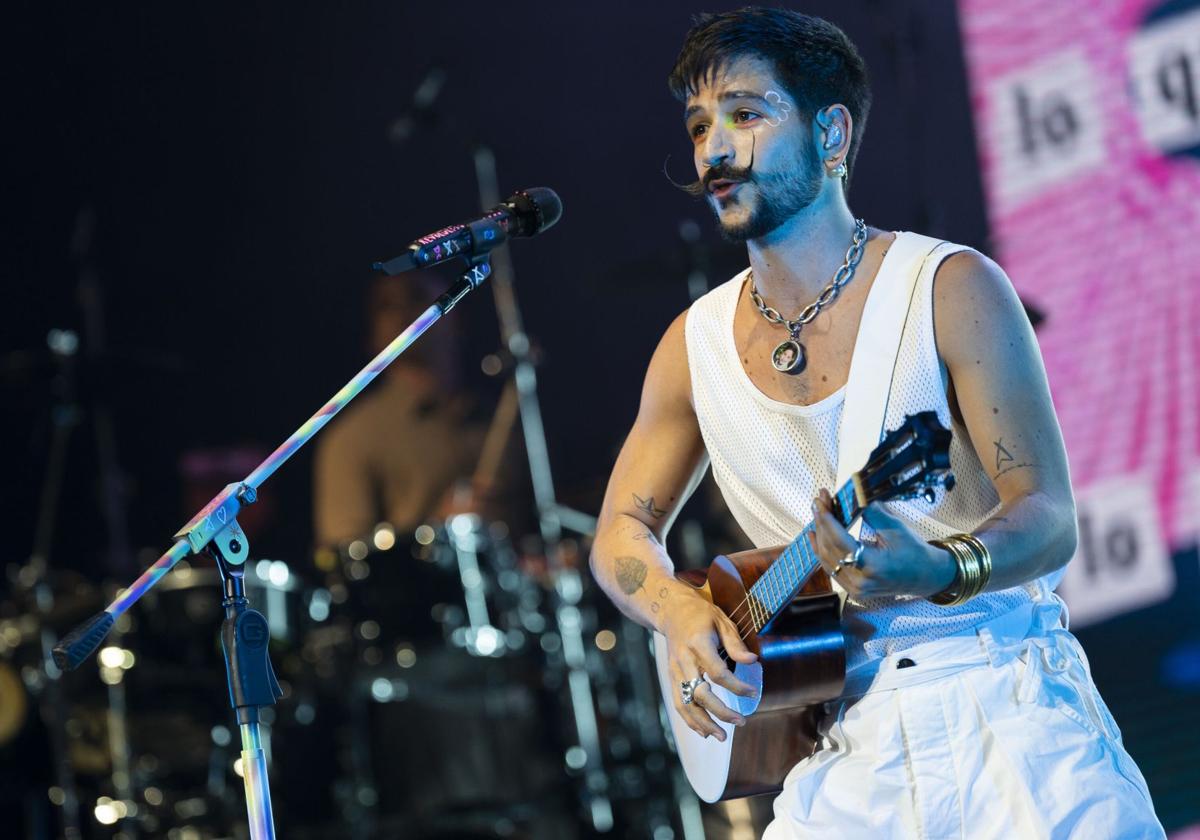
[313, 274, 520, 547]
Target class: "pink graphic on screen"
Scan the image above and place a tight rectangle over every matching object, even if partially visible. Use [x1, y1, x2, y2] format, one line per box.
[958, 0, 1200, 547]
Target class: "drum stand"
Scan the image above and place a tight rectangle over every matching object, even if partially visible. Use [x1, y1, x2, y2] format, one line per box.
[472, 149, 612, 830]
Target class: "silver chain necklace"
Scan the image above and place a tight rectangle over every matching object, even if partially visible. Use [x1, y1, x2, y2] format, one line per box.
[749, 218, 868, 374]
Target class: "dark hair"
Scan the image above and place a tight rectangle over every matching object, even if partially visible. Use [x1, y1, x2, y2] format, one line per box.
[667, 7, 872, 179]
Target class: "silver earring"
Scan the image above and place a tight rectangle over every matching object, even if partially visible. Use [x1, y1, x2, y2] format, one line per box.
[823, 124, 843, 150]
[830, 161, 848, 179]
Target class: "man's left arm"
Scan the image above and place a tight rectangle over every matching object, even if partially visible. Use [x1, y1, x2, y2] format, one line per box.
[926, 250, 1077, 589]
[811, 250, 1077, 596]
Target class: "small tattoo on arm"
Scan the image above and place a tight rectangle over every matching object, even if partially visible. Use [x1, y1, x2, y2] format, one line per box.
[994, 462, 1038, 480]
[615, 556, 648, 595]
[633, 492, 667, 519]
[991, 439, 1038, 480]
[993, 439, 1015, 472]
[650, 586, 670, 614]
[621, 520, 659, 544]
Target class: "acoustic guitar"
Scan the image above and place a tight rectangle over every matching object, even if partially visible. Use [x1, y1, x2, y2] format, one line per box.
[653, 411, 954, 802]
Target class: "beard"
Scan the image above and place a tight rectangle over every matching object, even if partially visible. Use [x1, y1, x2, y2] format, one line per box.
[707, 141, 823, 243]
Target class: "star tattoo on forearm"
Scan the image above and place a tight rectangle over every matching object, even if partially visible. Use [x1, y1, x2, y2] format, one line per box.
[633, 492, 667, 519]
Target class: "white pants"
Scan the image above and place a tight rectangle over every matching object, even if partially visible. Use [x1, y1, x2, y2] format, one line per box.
[763, 598, 1165, 840]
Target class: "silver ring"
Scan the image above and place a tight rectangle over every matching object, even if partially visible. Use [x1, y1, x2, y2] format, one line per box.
[680, 675, 705, 706]
[837, 540, 866, 572]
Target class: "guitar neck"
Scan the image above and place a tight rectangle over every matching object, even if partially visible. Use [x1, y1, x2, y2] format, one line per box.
[742, 477, 861, 634]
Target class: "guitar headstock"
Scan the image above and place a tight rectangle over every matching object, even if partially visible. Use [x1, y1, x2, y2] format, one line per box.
[855, 411, 955, 508]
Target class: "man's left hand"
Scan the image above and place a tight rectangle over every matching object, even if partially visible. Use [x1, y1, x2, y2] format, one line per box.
[809, 488, 956, 599]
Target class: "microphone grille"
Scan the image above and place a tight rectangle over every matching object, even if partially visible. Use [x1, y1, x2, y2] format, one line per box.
[507, 188, 562, 236]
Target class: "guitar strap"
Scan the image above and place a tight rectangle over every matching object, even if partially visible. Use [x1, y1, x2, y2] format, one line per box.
[833, 232, 964, 562]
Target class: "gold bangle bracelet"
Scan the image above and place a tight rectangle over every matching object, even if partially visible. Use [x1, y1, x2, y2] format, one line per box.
[928, 534, 990, 606]
[928, 538, 968, 605]
[955, 533, 992, 599]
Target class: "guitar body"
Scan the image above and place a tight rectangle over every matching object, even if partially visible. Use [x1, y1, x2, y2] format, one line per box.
[651, 412, 954, 802]
[653, 547, 846, 802]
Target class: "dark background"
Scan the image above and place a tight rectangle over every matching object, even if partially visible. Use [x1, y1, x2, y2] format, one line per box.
[4, 1, 1196, 837]
[1, 0, 985, 570]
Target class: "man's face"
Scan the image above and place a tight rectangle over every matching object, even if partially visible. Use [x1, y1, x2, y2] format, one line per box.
[684, 55, 822, 242]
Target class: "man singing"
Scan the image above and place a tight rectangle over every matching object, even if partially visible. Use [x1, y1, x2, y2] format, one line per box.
[589, 8, 1164, 838]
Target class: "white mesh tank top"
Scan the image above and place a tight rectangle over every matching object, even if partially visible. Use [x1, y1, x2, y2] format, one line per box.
[684, 232, 1056, 671]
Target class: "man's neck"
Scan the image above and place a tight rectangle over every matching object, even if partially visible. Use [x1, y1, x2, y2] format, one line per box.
[745, 188, 859, 308]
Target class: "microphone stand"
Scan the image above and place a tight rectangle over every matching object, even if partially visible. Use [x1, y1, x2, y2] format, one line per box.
[53, 256, 495, 840]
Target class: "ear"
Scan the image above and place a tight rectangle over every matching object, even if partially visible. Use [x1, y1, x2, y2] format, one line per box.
[815, 104, 853, 176]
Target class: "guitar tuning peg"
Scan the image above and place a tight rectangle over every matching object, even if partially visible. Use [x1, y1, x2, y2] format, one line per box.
[922, 487, 936, 504]
[945, 473, 957, 492]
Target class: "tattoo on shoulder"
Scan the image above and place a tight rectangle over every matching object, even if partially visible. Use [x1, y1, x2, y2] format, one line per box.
[615, 556, 648, 595]
[633, 492, 668, 519]
[991, 438, 1037, 481]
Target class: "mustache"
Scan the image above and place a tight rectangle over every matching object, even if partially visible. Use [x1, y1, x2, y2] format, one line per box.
[662, 135, 756, 198]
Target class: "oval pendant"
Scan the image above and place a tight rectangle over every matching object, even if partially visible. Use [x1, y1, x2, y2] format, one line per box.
[771, 339, 805, 374]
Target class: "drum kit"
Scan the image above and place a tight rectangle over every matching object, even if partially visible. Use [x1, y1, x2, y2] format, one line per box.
[5, 165, 729, 839]
[1, 512, 702, 839]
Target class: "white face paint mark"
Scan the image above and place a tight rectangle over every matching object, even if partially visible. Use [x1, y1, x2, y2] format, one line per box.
[762, 90, 793, 127]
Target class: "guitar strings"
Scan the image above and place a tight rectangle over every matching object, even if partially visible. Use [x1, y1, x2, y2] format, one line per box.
[697, 503, 844, 664]
[714, 530, 822, 650]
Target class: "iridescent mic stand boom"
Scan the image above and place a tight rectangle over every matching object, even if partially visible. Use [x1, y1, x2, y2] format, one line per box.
[53, 190, 559, 840]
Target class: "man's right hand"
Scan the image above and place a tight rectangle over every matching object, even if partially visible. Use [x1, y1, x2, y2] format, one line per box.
[660, 589, 759, 741]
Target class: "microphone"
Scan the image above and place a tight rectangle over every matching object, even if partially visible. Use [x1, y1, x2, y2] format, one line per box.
[374, 187, 562, 275]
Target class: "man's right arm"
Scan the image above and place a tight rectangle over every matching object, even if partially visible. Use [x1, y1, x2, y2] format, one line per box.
[589, 312, 756, 740]
[590, 312, 709, 629]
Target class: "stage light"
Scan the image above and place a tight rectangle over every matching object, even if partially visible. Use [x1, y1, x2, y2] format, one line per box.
[371, 678, 394, 702]
[211, 725, 232, 747]
[294, 703, 316, 725]
[308, 590, 331, 622]
[475, 625, 501, 656]
[565, 745, 587, 770]
[595, 630, 617, 651]
[94, 798, 119, 825]
[268, 561, 290, 587]
[373, 523, 396, 551]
